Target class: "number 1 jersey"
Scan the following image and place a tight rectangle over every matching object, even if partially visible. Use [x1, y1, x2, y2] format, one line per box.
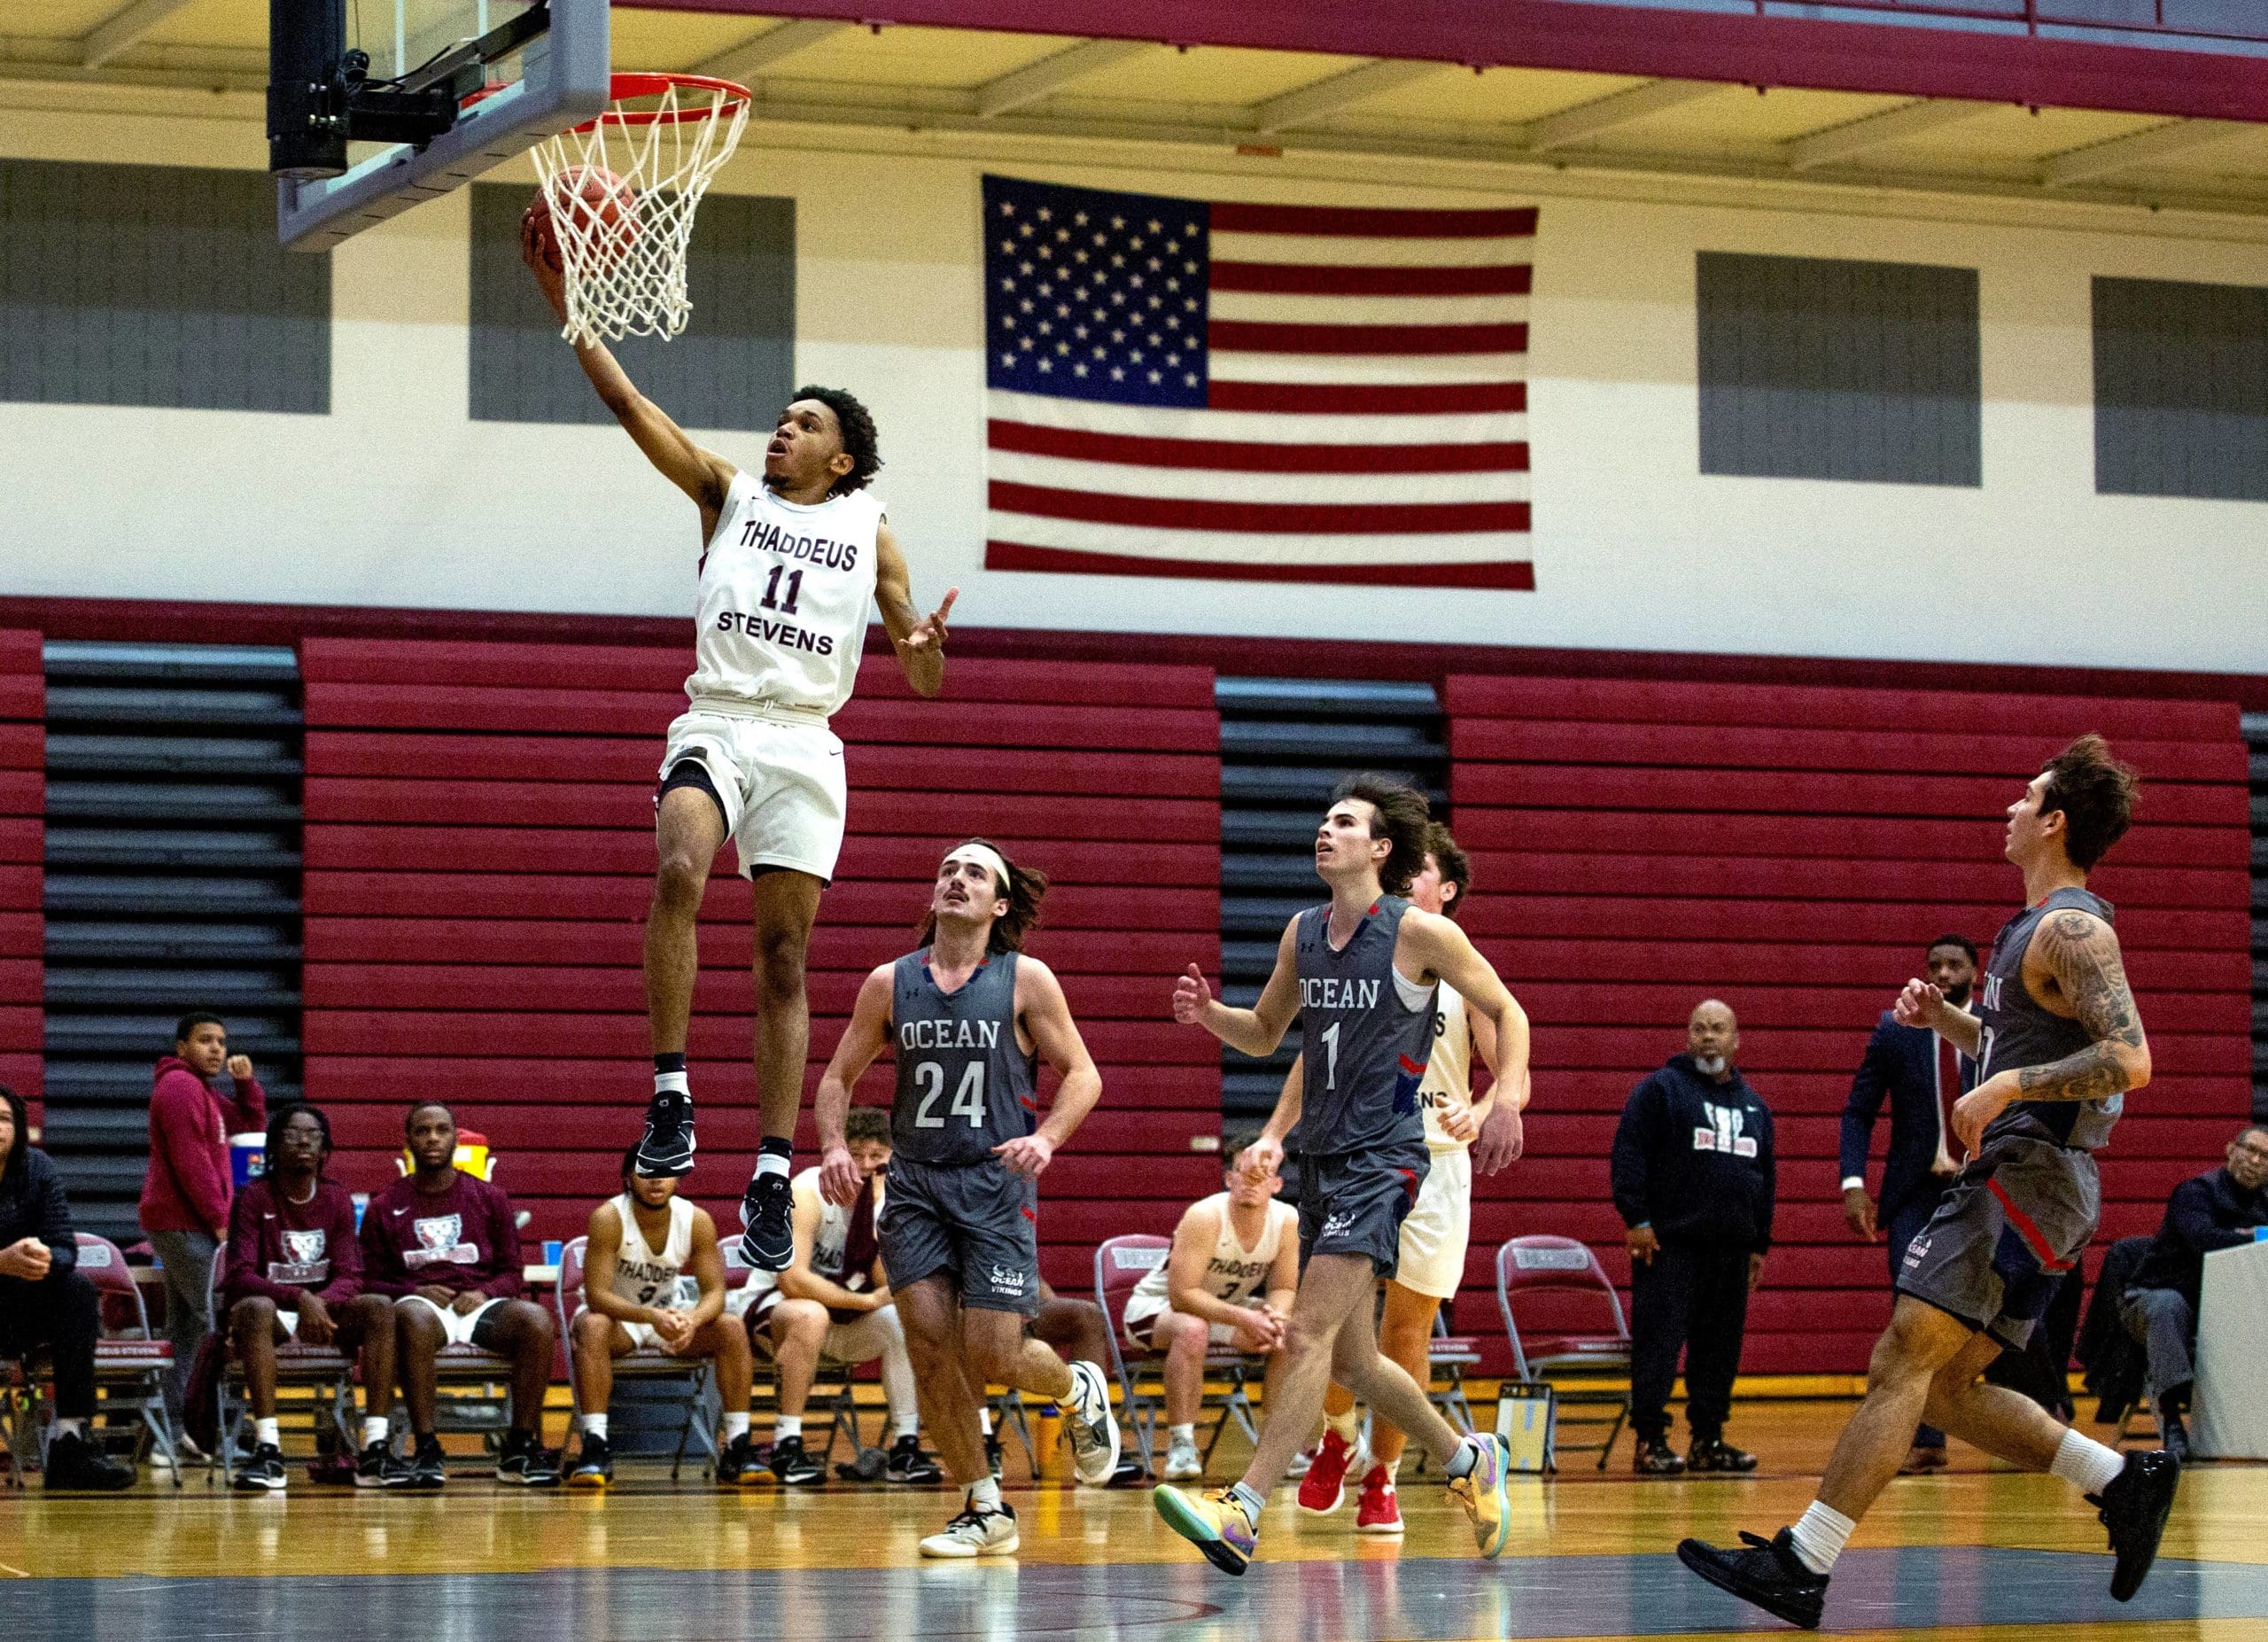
[688, 471, 882, 719]
[889, 949, 1039, 1165]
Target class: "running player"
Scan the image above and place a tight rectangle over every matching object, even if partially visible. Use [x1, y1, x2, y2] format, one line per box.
[1158, 776, 1527, 1576]
[523, 227, 958, 1272]
[811, 840, 1120, 1557]
[1679, 736, 2179, 1629]
[1296, 821, 1526, 1533]
[567, 1147, 760, 1488]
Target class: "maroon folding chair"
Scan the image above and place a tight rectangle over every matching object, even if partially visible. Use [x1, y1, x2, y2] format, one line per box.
[1495, 1234, 1634, 1470]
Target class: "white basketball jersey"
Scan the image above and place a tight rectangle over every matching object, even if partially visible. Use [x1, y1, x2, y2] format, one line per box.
[687, 472, 884, 719]
[604, 1194, 695, 1309]
[1419, 987, 1473, 1152]
[1130, 1193, 1295, 1312]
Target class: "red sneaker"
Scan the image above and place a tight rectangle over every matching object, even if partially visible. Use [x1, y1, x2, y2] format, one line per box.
[1354, 1465, 1403, 1535]
[1298, 1429, 1357, 1514]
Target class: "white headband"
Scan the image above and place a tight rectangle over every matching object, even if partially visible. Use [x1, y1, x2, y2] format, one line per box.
[944, 843, 1014, 891]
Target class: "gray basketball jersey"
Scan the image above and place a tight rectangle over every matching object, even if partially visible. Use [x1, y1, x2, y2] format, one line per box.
[1294, 896, 1435, 1155]
[889, 949, 1039, 1165]
[1977, 885, 2122, 1151]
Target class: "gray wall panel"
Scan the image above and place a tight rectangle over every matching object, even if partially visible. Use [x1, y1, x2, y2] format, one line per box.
[469, 185, 794, 430]
[1697, 251, 1980, 487]
[0, 160, 329, 414]
[2095, 276, 2268, 503]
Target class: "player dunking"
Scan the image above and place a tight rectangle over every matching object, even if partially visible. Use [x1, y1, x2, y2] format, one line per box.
[812, 840, 1120, 1557]
[1680, 736, 2179, 1629]
[1158, 776, 1527, 1576]
[524, 229, 956, 1272]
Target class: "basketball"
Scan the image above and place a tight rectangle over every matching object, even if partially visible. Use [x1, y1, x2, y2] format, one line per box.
[524, 164, 639, 272]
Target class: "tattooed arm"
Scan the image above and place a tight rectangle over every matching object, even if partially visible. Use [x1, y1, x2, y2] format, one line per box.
[1948, 909, 2150, 1151]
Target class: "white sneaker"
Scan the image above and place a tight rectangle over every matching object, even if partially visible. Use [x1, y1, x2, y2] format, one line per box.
[1285, 1444, 1315, 1480]
[1163, 1436, 1203, 1482]
[1064, 1360, 1122, 1488]
[920, 1503, 1020, 1558]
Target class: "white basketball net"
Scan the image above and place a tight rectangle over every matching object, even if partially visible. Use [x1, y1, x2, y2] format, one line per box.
[531, 77, 750, 346]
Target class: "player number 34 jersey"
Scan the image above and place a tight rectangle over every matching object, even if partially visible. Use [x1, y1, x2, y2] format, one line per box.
[687, 473, 883, 719]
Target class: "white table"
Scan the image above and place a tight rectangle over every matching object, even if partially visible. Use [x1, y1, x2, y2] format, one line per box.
[2194, 1236, 2268, 1460]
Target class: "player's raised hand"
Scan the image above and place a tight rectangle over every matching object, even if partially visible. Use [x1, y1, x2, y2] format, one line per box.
[993, 1133, 1054, 1179]
[1172, 964, 1213, 1025]
[818, 1145, 863, 1208]
[1235, 1132, 1283, 1182]
[1892, 977, 1945, 1030]
[226, 1054, 254, 1083]
[519, 206, 569, 321]
[903, 588, 957, 655]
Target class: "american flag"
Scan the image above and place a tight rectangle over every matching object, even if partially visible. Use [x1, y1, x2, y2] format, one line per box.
[982, 174, 1534, 588]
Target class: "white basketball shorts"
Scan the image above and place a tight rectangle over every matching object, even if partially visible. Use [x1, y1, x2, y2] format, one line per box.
[1394, 1147, 1472, 1301]
[397, 1293, 505, 1347]
[658, 707, 848, 883]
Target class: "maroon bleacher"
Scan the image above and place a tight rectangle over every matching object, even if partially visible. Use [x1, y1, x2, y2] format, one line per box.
[1449, 675, 2254, 1375]
[0, 630, 41, 1126]
[297, 639, 1224, 1285]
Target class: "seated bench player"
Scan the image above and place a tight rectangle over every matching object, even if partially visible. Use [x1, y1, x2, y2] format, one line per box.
[568, 1146, 759, 1487]
[1124, 1134, 1299, 1482]
[221, 1103, 401, 1490]
[742, 1107, 938, 1485]
[360, 1101, 558, 1488]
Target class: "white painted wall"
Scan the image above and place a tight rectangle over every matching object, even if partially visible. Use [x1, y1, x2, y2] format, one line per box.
[4, 103, 2266, 673]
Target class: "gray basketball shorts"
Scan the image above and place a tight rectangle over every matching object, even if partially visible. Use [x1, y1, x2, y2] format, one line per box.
[880, 1154, 1041, 1317]
[1896, 1134, 2100, 1350]
[1298, 1143, 1432, 1280]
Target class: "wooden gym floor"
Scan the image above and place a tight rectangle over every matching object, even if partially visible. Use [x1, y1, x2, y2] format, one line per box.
[3, 1402, 2264, 1639]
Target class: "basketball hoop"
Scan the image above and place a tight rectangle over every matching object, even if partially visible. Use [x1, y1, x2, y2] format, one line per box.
[530, 72, 751, 346]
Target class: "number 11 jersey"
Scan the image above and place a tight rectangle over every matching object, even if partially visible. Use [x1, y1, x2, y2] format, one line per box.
[889, 949, 1039, 1165]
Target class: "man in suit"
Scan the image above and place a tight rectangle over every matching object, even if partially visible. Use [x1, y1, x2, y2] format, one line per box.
[1838, 934, 1977, 1475]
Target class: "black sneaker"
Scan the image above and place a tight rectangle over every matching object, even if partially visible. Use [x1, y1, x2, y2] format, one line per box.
[738, 1168, 794, 1271]
[2159, 1410, 2191, 1464]
[769, 1433, 825, 1487]
[886, 1433, 943, 1485]
[2092, 1448, 2181, 1602]
[985, 1430, 1005, 1482]
[1633, 1437, 1687, 1476]
[233, 1442, 288, 1492]
[43, 1430, 135, 1492]
[569, 1434, 613, 1490]
[637, 1088, 697, 1176]
[1688, 1436, 1759, 1474]
[354, 1439, 408, 1489]
[1677, 1528, 1829, 1630]
[718, 1432, 765, 1487]
[407, 1434, 447, 1490]
[495, 1432, 561, 1487]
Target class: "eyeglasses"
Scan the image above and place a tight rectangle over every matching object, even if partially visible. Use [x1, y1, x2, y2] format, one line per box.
[2232, 1143, 2268, 1163]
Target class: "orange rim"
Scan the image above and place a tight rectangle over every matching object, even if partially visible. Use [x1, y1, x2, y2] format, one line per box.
[565, 72, 752, 134]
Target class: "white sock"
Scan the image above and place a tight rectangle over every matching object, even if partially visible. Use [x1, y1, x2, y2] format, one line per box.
[1325, 1406, 1359, 1445]
[1229, 1480, 1267, 1521]
[1169, 1422, 1196, 1446]
[579, 1413, 609, 1439]
[255, 1417, 281, 1447]
[2051, 1428, 2126, 1496]
[52, 1417, 87, 1438]
[1789, 1500, 1856, 1576]
[722, 1412, 750, 1440]
[896, 1415, 921, 1439]
[969, 1476, 1003, 1512]
[978, 1407, 994, 1436]
[1380, 1456, 1402, 1482]
[774, 1414, 803, 1441]
[654, 1070, 689, 1097]
[756, 1152, 790, 1181]
[363, 1418, 388, 1448]
[1444, 1436, 1482, 1480]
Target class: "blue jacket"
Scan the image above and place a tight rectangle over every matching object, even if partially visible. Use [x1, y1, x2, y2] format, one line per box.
[1838, 1010, 1976, 1218]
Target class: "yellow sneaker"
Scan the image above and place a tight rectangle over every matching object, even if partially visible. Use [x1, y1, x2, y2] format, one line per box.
[1446, 1436, 1512, 1559]
[1153, 1483, 1258, 1576]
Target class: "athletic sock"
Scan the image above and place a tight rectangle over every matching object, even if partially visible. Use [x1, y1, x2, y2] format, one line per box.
[978, 1407, 994, 1436]
[773, 1415, 803, 1441]
[52, 1417, 87, 1438]
[1325, 1406, 1360, 1445]
[1380, 1457, 1402, 1482]
[1789, 1500, 1856, 1576]
[1169, 1423, 1196, 1446]
[969, 1477, 1003, 1513]
[721, 1412, 750, 1441]
[757, 1137, 792, 1179]
[896, 1415, 922, 1440]
[363, 1418, 389, 1449]
[579, 1413, 609, 1440]
[2051, 1427, 2126, 1496]
[255, 1417, 281, 1447]
[1444, 1436, 1481, 1481]
[653, 1054, 688, 1096]
[1228, 1481, 1267, 1522]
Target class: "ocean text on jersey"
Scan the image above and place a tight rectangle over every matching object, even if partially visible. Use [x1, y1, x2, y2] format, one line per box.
[901, 1018, 1002, 1051]
[1300, 977, 1381, 1011]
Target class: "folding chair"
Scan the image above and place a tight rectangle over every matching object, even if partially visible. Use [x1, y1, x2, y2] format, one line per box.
[558, 1235, 718, 1480]
[0, 1345, 29, 1486]
[1094, 1233, 1262, 1475]
[1496, 1235, 1634, 1471]
[204, 1241, 359, 1488]
[76, 1233, 183, 1484]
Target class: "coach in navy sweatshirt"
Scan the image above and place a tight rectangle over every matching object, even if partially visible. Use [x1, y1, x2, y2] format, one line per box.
[1611, 1000, 1775, 1477]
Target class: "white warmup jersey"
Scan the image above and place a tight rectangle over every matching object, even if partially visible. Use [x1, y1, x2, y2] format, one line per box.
[1128, 1193, 1297, 1318]
[603, 1193, 697, 1310]
[1418, 987, 1474, 1152]
[687, 473, 884, 719]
